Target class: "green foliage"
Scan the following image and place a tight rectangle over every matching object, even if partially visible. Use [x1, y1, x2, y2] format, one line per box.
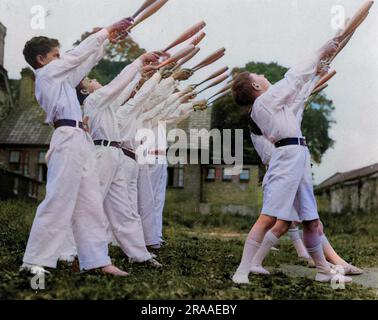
[212, 62, 335, 164]
[0, 200, 376, 300]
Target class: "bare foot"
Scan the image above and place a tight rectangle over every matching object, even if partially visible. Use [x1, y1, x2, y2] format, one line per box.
[101, 265, 129, 276]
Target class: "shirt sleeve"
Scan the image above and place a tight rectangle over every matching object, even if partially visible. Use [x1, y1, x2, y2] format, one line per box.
[251, 134, 275, 166]
[84, 59, 143, 112]
[142, 100, 167, 122]
[43, 29, 110, 87]
[257, 52, 321, 113]
[116, 72, 162, 121]
[142, 77, 178, 112]
[153, 91, 183, 120]
[290, 75, 321, 118]
[164, 103, 194, 125]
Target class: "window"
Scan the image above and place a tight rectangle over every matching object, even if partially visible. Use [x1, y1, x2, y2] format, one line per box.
[222, 168, 232, 181]
[240, 169, 250, 182]
[168, 165, 184, 188]
[38, 151, 47, 164]
[9, 151, 20, 164]
[206, 168, 216, 181]
[8, 151, 29, 176]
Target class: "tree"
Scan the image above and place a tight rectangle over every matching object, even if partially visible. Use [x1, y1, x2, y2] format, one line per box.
[211, 62, 335, 164]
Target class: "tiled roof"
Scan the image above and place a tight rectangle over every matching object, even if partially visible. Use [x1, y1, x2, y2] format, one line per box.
[316, 163, 378, 191]
[0, 103, 52, 146]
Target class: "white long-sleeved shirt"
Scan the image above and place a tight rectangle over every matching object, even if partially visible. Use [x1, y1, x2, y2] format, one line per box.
[83, 59, 143, 141]
[251, 52, 321, 144]
[251, 134, 275, 166]
[250, 73, 320, 166]
[35, 29, 109, 124]
[141, 77, 178, 113]
[117, 72, 162, 150]
[140, 77, 179, 152]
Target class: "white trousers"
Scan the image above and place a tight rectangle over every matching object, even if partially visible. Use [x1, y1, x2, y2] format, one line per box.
[23, 127, 111, 270]
[148, 162, 168, 242]
[137, 164, 160, 246]
[96, 147, 152, 262]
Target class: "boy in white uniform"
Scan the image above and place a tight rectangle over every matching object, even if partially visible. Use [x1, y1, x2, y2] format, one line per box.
[140, 69, 194, 249]
[117, 70, 165, 249]
[128, 69, 191, 249]
[21, 19, 132, 276]
[231, 37, 352, 284]
[250, 123, 362, 275]
[80, 51, 163, 267]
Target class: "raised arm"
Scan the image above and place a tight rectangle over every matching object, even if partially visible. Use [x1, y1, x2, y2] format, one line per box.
[116, 71, 162, 121]
[44, 19, 133, 87]
[142, 76, 178, 112]
[84, 58, 143, 111]
[258, 39, 338, 112]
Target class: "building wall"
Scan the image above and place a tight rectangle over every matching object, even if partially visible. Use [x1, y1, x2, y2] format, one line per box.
[165, 164, 262, 216]
[0, 168, 42, 201]
[0, 147, 47, 181]
[165, 164, 202, 215]
[316, 175, 378, 214]
[201, 165, 261, 216]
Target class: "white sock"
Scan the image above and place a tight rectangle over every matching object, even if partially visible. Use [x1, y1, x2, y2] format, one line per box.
[251, 231, 279, 267]
[236, 239, 260, 274]
[306, 244, 331, 273]
[288, 228, 311, 259]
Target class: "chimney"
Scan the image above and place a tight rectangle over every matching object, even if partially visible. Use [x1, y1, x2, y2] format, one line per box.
[19, 68, 36, 106]
[0, 22, 6, 66]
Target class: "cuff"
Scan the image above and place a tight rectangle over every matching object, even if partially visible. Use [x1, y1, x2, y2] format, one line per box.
[98, 28, 110, 42]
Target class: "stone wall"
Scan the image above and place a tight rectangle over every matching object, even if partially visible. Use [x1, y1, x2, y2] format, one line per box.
[316, 174, 378, 214]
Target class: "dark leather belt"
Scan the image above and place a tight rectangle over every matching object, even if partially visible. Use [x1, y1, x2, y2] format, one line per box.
[275, 137, 307, 148]
[122, 148, 136, 161]
[54, 119, 84, 130]
[94, 140, 121, 148]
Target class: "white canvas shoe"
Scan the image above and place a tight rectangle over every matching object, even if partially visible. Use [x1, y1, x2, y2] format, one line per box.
[232, 271, 250, 284]
[315, 269, 353, 283]
[250, 265, 270, 275]
[20, 263, 50, 275]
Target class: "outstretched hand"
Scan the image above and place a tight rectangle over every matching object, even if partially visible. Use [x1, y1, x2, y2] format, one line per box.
[318, 38, 340, 62]
[172, 68, 194, 81]
[193, 100, 208, 111]
[107, 17, 134, 43]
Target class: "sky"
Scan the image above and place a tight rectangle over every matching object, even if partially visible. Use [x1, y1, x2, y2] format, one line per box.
[0, 0, 377, 183]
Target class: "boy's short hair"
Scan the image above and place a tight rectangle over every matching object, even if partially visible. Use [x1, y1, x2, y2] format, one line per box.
[232, 71, 256, 107]
[23, 36, 60, 69]
[76, 78, 90, 105]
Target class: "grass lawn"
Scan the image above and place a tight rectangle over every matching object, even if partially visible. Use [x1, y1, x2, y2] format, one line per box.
[0, 200, 377, 300]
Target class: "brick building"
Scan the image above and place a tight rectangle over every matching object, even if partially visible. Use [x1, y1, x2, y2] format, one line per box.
[165, 107, 262, 217]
